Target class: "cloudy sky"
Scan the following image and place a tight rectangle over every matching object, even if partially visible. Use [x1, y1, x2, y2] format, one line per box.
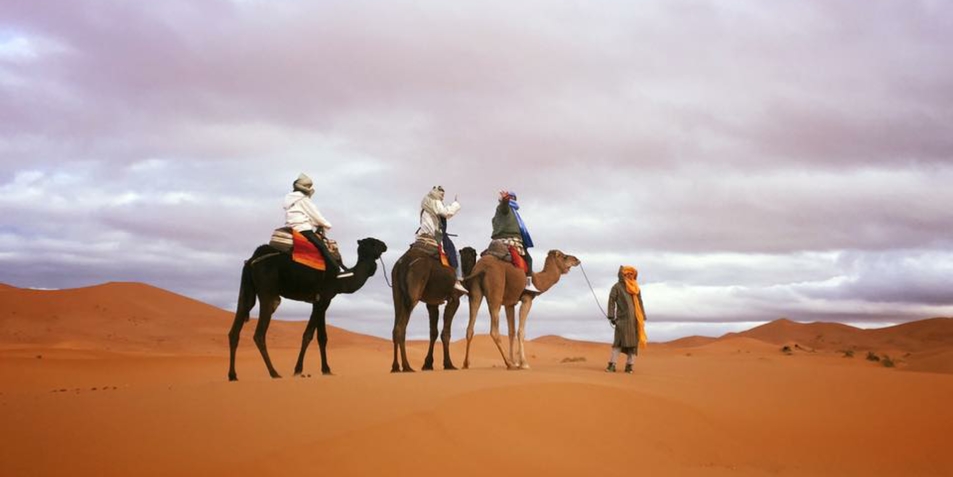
[2, 0, 951, 342]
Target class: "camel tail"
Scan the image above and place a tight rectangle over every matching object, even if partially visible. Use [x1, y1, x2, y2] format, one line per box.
[463, 260, 488, 287]
[235, 260, 257, 323]
[393, 259, 413, 312]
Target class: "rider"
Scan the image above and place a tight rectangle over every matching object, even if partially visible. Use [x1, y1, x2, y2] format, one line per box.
[417, 186, 467, 294]
[491, 190, 539, 293]
[284, 173, 353, 278]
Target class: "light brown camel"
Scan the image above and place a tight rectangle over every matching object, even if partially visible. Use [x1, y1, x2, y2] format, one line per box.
[390, 246, 477, 372]
[463, 249, 580, 370]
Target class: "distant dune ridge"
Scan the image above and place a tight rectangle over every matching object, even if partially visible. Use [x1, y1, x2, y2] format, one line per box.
[1, 281, 950, 373]
[0, 281, 382, 355]
[1, 280, 952, 379]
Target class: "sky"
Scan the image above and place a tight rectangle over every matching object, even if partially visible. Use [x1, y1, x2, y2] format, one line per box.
[1, 0, 951, 342]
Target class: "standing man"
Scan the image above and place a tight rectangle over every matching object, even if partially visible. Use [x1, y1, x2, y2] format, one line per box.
[491, 190, 539, 292]
[606, 266, 647, 373]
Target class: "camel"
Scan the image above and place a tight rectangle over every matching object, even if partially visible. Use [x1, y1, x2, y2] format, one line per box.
[227, 237, 388, 381]
[463, 249, 580, 370]
[390, 245, 477, 372]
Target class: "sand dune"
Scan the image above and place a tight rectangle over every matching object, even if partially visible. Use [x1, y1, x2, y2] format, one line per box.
[0, 282, 382, 354]
[1, 282, 952, 476]
[715, 317, 953, 371]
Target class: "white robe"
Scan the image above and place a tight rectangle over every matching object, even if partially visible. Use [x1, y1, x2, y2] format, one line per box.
[417, 195, 461, 240]
[284, 191, 332, 232]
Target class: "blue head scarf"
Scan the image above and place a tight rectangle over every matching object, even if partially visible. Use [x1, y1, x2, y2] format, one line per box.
[507, 192, 534, 248]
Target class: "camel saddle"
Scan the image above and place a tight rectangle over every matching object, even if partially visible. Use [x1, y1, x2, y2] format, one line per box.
[481, 239, 528, 273]
[410, 236, 451, 268]
[268, 227, 342, 270]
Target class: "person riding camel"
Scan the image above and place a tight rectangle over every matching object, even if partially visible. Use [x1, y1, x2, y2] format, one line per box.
[417, 186, 467, 294]
[284, 173, 353, 279]
[606, 265, 647, 373]
[491, 190, 539, 293]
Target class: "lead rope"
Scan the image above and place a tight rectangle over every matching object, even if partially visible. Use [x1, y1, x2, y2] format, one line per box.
[579, 263, 608, 319]
[378, 257, 393, 288]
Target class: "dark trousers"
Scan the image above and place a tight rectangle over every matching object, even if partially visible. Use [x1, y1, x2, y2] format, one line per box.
[301, 229, 342, 274]
[523, 251, 533, 275]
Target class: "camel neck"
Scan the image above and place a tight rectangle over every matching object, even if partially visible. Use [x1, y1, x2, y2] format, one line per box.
[532, 258, 564, 293]
[335, 257, 378, 294]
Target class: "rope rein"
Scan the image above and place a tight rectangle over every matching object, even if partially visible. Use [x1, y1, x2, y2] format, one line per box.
[378, 257, 393, 288]
[579, 263, 609, 319]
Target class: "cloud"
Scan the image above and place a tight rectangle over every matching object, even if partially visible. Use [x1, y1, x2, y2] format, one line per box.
[1, 0, 952, 341]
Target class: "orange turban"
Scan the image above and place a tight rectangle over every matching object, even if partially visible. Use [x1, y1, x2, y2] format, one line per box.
[621, 266, 640, 296]
[621, 265, 647, 347]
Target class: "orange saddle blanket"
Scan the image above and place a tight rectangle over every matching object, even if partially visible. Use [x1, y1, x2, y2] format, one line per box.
[439, 245, 451, 268]
[291, 230, 327, 271]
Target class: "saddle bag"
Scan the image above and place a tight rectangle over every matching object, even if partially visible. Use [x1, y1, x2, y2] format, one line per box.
[269, 227, 294, 252]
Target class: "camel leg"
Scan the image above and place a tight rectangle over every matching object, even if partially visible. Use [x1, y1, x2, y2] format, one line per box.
[391, 303, 405, 373]
[293, 313, 318, 377]
[314, 299, 333, 375]
[505, 305, 517, 366]
[253, 297, 282, 379]
[518, 296, 534, 370]
[463, 285, 484, 369]
[441, 297, 460, 370]
[398, 308, 415, 372]
[488, 303, 514, 370]
[422, 304, 440, 371]
[227, 311, 248, 382]
[391, 298, 417, 373]
[392, 295, 414, 373]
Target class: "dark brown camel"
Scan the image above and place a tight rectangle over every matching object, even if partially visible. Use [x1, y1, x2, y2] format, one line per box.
[227, 237, 387, 381]
[390, 246, 477, 372]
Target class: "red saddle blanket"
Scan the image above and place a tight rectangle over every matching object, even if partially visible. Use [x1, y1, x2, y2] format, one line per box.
[291, 230, 327, 271]
[509, 246, 528, 273]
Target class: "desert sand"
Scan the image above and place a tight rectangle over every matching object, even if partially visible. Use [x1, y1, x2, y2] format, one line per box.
[1, 282, 952, 476]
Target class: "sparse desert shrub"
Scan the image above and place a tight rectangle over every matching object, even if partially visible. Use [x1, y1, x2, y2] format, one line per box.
[781, 345, 792, 355]
[866, 351, 880, 362]
[882, 355, 895, 368]
[560, 356, 586, 363]
[842, 350, 855, 358]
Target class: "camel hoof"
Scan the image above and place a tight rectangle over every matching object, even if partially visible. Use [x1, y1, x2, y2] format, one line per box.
[270, 372, 282, 379]
[402, 367, 416, 373]
[444, 363, 458, 371]
[228, 374, 238, 382]
[421, 364, 434, 371]
[462, 362, 470, 370]
[519, 364, 531, 370]
[322, 370, 333, 376]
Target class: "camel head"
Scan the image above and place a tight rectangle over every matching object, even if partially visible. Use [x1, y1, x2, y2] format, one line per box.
[357, 238, 388, 261]
[459, 246, 478, 274]
[546, 249, 581, 274]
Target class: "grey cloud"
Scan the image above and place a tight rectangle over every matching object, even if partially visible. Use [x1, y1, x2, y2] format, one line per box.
[2, 0, 952, 341]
